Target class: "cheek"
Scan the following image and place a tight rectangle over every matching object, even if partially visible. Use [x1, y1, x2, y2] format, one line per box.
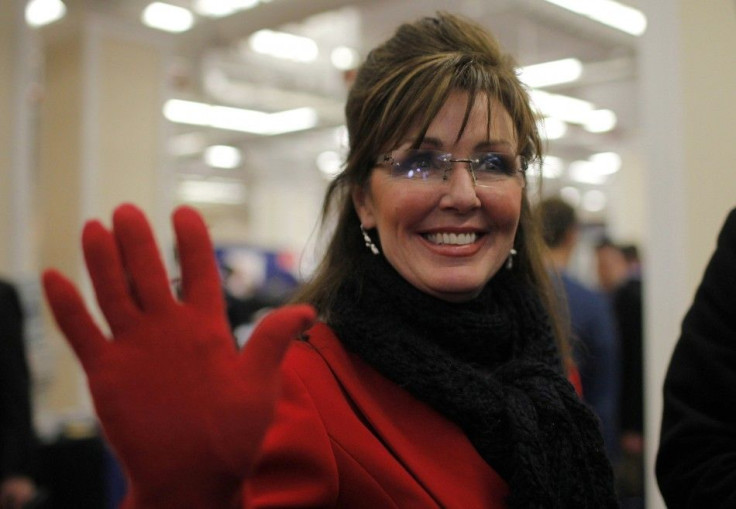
[376, 188, 436, 227]
[481, 188, 523, 226]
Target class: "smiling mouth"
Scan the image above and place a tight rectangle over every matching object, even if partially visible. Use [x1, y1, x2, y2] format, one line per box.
[423, 232, 479, 246]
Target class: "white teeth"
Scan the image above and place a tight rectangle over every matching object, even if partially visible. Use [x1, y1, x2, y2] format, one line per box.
[424, 232, 478, 245]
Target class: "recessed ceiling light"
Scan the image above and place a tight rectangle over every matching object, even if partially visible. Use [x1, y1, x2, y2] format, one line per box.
[141, 2, 194, 33]
[316, 151, 343, 179]
[584, 109, 618, 133]
[331, 46, 359, 70]
[25, 0, 66, 27]
[204, 145, 242, 169]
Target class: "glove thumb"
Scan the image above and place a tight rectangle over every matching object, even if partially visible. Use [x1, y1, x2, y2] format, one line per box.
[238, 304, 316, 380]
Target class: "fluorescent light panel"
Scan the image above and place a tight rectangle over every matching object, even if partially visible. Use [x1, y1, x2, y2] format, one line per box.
[570, 162, 609, 184]
[531, 90, 594, 124]
[568, 151, 621, 184]
[530, 90, 617, 132]
[248, 30, 319, 63]
[194, 0, 259, 18]
[163, 99, 318, 135]
[519, 58, 583, 88]
[519, 58, 618, 133]
[539, 117, 568, 140]
[543, 0, 647, 36]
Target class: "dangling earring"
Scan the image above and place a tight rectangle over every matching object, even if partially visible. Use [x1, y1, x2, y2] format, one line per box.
[505, 248, 517, 270]
[361, 224, 380, 255]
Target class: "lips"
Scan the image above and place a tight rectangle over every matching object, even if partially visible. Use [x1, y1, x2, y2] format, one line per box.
[422, 231, 480, 246]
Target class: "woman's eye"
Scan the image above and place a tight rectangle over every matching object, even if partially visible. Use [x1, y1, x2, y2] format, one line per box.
[476, 153, 514, 174]
[403, 151, 436, 170]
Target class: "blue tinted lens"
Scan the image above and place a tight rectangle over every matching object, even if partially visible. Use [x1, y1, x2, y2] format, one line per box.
[385, 150, 522, 185]
[394, 150, 446, 181]
[473, 153, 516, 177]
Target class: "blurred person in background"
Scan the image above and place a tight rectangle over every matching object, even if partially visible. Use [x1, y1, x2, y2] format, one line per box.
[657, 207, 736, 508]
[620, 244, 642, 281]
[0, 279, 39, 509]
[595, 239, 629, 294]
[40, 13, 618, 508]
[537, 197, 621, 465]
[596, 239, 645, 508]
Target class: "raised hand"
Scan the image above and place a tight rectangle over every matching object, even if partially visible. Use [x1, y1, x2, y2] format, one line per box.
[42, 204, 315, 508]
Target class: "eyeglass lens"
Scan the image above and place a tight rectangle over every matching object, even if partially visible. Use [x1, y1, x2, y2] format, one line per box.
[386, 149, 524, 187]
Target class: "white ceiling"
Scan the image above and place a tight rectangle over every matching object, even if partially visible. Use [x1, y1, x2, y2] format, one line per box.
[86, 0, 643, 207]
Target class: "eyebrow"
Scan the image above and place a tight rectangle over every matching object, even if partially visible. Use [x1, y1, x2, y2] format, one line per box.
[416, 136, 516, 153]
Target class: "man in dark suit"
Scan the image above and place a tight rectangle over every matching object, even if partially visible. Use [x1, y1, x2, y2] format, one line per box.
[657, 208, 736, 508]
[0, 279, 38, 508]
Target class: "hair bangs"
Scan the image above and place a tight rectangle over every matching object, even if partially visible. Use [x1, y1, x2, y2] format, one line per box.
[378, 55, 520, 153]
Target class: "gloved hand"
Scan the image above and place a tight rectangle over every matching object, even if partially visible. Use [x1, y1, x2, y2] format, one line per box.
[42, 204, 315, 509]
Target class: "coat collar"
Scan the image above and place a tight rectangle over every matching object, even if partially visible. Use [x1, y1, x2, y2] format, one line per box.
[307, 322, 509, 508]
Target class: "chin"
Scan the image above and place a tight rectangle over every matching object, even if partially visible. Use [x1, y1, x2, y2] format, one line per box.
[424, 278, 488, 303]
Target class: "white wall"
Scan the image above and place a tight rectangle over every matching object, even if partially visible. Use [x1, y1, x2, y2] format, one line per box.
[640, 1, 736, 507]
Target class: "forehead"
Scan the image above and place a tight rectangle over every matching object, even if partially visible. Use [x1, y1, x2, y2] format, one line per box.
[411, 92, 516, 148]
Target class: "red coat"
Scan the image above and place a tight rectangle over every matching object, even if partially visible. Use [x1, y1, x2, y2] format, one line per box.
[244, 322, 510, 508]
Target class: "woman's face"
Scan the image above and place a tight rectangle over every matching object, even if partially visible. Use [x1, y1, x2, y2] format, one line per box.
[353, 91, 524, 302]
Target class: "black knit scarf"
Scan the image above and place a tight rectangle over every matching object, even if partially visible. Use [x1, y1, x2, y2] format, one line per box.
[326, 254, 618, 508]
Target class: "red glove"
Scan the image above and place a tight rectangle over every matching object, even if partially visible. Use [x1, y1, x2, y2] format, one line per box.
[42, 204, 315, 509]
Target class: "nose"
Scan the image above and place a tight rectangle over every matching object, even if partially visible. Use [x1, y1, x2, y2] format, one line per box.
[439, 161, 481, 212]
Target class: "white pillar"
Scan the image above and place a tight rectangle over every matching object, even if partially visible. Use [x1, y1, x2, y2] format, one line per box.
[0, 0, 38, 278]
[34, 8, 175, 432]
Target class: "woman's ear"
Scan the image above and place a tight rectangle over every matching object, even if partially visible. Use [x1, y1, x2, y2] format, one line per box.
[352, 185, 376, 229]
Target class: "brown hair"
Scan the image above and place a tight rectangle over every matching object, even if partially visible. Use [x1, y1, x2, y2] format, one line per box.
[292, 12, 570, 363]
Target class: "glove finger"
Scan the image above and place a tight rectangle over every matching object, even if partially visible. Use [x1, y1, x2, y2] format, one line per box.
[42, 269, 108, 369]
[112, 204, 174, 313]
[172, 206, 224, 315]
[239, 304, 316, 381]
[83, 220, 139, 333]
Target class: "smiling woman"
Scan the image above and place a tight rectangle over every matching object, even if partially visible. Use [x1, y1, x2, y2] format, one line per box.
[42, 11, 618, 509]
[352, 92, 523, 302]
